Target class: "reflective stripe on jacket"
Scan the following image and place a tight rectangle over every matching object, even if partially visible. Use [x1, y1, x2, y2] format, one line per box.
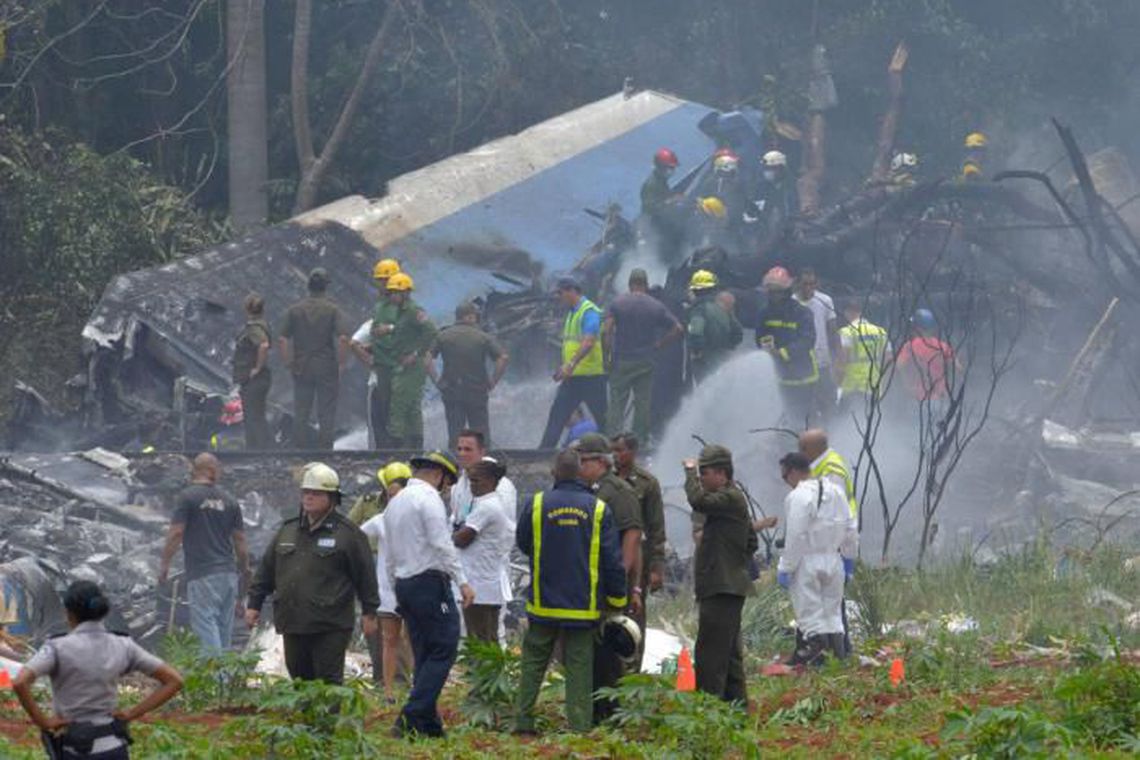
[562, 298, 605, 376]
[516, 481, 627, 626]
[811, 449, 857, 519]
[839, 319, 889, 394]
[756, 299, 819, 385]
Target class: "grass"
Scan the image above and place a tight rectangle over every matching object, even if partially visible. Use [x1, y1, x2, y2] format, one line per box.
[0, 541, 1134, 758]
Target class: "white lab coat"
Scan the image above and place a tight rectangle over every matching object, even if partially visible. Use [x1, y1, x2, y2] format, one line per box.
[777, 477, 858, 637]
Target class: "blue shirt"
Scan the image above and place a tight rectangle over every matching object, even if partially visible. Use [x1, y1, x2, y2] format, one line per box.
[580, 308, 601, 336]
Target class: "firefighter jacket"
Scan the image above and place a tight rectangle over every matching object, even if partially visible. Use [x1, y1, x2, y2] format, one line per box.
[516, 480, 627, 627]
[756, 298, 819, 385]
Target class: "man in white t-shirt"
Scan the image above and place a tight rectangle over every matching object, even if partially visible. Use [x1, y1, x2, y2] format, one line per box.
[794, 269, 840, 419]
[451, 459, 514, 643]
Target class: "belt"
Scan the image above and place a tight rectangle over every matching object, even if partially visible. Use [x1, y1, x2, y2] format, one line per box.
[399, 569, 450, 583]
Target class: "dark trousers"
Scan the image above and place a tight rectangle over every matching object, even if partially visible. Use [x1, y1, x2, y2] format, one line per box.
[539, 375, 608, 448]
[443, 392, 491, 448]
[292, 366, 338, 449]
[240, 369, 272, 450]
[695, 594, 746, 704]
[463, 604, 500, 644]
[395, 572, 460, 737]
[592, 623, 627, 724]
[369, 366, 392, 449]
[282, 629, 352, 684]
[366, 627, 383, 684]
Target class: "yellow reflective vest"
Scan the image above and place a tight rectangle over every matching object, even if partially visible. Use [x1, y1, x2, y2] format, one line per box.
[812, 449, 857, 519]
[561, 298, 604, 376]
[839, 319, 889, 395]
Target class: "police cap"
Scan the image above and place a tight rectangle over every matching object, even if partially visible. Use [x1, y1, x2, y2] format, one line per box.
[573, 433, 611, 457]
[698, 444, 733, 469]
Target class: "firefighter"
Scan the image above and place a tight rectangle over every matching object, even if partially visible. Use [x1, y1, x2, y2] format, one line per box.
[754, 150, 796, 238]
[640, 148, 679, 218]
[538, 276, 608, 449]
[755, 266, 819, 425]
[686, 270, 743, 385]
[514, 449, 627, 735]
[962, 131, 988, 181]
[368, 258, 402, 448]
[640, 148, 685, 263]
[384, 273, 437, 450]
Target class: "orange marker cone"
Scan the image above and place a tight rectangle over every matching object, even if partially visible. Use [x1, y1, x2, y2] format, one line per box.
[0, 670, 11, 688]
[888, 658, 905, 688]
[676, 647, 696, 692]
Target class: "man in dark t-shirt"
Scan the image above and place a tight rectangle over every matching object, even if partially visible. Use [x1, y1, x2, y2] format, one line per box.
[604, 268, 682, 443]
[159, 453, 248, 652]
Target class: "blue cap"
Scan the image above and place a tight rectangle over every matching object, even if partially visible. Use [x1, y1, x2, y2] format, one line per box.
[912, 308, 936, 331]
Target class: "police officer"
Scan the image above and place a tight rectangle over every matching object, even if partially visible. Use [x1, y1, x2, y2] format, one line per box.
[686, 270, 743, 385]
[572, 433, 642, 724]
[756, 266, 819, 425]
[278, 269, 351, 449]
[427, 301, 510, 447]
[514, 449, 627, 734]
[538, 276, 608, 449]
[245, 463, 380, 684]
[683, 444, 756, 704]
[611, 432, 666, 670]
[367, 258, 402, 448]
[232, 293, 272, 449]
[14, 581, 183, 759]
[382, 273, 437, 450]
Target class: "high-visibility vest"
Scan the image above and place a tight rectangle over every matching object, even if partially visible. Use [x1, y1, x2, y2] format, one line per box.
[562, 298, 604, 376]
[839, 319, 889, 394]
[812, 449, 857, 519]
[527, 492, 624, 621]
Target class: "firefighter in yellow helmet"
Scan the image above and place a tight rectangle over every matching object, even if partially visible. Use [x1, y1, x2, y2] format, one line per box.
[962, 131, 988, 181]
[363, 259, 404, 448]
[685, 270, 742, 385]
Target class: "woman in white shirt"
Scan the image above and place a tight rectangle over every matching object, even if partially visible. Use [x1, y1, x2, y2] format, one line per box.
[451, 459, 514, 644]
[360, 473, 414, 700]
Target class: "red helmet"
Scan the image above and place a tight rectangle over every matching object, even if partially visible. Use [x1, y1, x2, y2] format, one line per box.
[654, 148, 679, 168]
[713, 147, 739, 161]
[762, 266, 794, 290]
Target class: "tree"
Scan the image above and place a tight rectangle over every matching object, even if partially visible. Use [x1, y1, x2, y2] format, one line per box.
[226, 0, 268, 230]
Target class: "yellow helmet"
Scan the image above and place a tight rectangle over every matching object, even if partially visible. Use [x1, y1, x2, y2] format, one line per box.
[386, 272, 414, 292]
[698, 196, 727, 219]
[377, 461, 412, 488]
[373, 258, 400, 280]
[965, 131, 988, 149]
[962, 160, 982, 178]
[689, 269, 718, 291]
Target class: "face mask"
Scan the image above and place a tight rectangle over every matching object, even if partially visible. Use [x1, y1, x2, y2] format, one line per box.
[663, 167, 675, 178]
[763, 170, 777, 182]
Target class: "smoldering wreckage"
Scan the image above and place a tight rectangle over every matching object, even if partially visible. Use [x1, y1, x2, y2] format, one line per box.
[3, 52, 1140, 674]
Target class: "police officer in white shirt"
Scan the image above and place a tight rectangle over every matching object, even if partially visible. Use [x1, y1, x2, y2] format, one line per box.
[451, 458, 513, 644]
[383, 451, 474, 739]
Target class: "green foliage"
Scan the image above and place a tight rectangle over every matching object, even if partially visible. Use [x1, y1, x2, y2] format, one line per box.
[1054, 641, 1140, 748]
[159, 630, 263, 712]
[767, 695, 829, 727]
[458, 637, 522, 729]
[942, 705, 1074, 759]
[597, 674, 759, 760]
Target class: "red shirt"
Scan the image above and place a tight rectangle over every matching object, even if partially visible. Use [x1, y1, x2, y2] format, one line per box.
[897, 336, 955, 400]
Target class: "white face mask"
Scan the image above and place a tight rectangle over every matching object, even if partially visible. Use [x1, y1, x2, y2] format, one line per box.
[763, 169, 778, 182]
[662, 167, 675, 178]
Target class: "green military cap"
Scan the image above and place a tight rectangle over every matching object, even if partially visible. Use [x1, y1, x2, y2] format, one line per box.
[573, 432, 611, 456]
[698, 444, 733, 468]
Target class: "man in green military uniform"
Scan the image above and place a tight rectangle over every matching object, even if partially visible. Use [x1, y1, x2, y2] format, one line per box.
[367, 258, 402, 448]
[611, 432, 666, 670]
[573, 433, 642, 723]
[232, 293, 272, 449]
[245, 463, 380, 684]
[278, 269, 351, 449]
[685, 270, 743, 385]
[381, 273, 437, 450]
[426, 301, 510, 447]
[683, 444, 756, 704]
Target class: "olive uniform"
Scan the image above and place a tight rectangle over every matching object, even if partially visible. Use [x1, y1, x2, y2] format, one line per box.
[280, 296, 350, 449]
[686, 293, 743, 384]
[591, 468, 642, 723]
[620, 464, 667, 669]
[685, 445, 756, 704]
[369, 296, 402, 448]
[386, 298, 438, 449]
[233, 318, 272, 449]
[247, 510, 380, 683]
[428, 322, 506, 446]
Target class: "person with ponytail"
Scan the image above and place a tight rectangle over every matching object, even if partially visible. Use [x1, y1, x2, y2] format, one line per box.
[13, 581, 183, 759]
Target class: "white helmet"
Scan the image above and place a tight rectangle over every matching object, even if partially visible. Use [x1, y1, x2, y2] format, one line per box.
[301, 462, 340, 493]
[891, 152, 918, 172]
[598, 614, 643, 665]
[762, 150, 787, 168]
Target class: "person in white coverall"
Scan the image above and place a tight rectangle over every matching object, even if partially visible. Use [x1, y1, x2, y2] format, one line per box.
[776, 452, 858, 665]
